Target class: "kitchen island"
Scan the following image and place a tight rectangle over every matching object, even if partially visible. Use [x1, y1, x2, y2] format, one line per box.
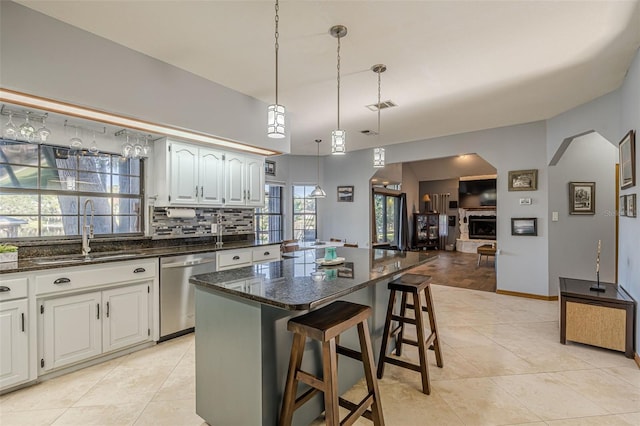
[190, 247, 435, 426]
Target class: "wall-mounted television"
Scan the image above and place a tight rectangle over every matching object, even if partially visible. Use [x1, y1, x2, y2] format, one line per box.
[459, 179, 496, 208]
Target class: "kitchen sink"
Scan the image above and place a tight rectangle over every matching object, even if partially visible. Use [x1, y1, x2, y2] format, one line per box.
[32, 253, 140, 265]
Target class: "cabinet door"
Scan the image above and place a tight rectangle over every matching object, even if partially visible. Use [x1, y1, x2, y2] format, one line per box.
[0, 299, 28, 390]
[102, 283, 150, 353]
[225, 153, 246, 206]
[199, 148, 224, 205]
[170, 142, 199, 204]
[42, 292, 102, 371]
[245, 156, 265, 207]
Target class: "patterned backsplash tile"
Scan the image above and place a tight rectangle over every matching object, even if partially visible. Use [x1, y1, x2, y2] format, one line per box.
[150, 207, 254, 239]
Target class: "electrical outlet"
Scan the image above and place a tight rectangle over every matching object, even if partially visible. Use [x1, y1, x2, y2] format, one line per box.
[552, 211, 559, 222]
[211, 223, 218, 233]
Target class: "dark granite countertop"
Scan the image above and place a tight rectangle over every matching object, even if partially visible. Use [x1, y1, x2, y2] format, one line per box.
[0, 240, 278, 274]
[190, 248, 436, 311]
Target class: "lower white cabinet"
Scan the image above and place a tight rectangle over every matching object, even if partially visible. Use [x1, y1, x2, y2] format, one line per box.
[0, 298, 29, 390]
[40, 282, 151, 372]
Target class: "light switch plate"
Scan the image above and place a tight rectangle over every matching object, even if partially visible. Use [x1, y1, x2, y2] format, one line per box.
[552, 211, 559, 222]
[519, 198, 532, 205]
[211, 223, 218, 233]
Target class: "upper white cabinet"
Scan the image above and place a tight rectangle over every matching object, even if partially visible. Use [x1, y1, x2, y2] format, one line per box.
[156, 139, 224, 206]
[155, 138, 263, 207]
[225, 152, 265, 207]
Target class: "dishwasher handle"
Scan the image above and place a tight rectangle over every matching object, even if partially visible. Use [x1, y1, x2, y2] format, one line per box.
[161, 258, 217, 269]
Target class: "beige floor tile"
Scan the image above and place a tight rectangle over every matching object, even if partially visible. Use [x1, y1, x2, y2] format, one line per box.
[565, 342, 635, 368]
[0, 376, 96, 412]
[553, 369, 640, 413]
[491, 373, 609, 420]
[0, 408, 65, 426]
[545, 413, 639, 425]
[438, 325, 496, 348]
[615, 412, 640, 424]
[152, 371, 195, 402]
[133, 399, 206, 426]
[51, 402, 147, 425]
[452, 344, 538, 376]
[436, 377, 542, 425]
[603, 366, 640, 389]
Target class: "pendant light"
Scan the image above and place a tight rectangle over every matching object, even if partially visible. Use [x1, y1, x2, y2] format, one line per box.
[372, 64, 387, 168]
[267, 0, 285, 139]
[330, 25, 347, 155]
[309, 139, 327, 198]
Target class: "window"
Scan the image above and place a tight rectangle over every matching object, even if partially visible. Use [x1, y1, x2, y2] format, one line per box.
[255, 184, 283, 243]
[0, 140, 143, 239]
[292, 185, 317, 241]
[373, 191, 400, 245]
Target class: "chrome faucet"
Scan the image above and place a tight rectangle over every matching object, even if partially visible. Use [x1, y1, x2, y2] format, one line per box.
[82, 199, 95, 257]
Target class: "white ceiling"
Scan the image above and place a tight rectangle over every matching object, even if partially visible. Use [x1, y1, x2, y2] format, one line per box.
[15, 1, 640, 155]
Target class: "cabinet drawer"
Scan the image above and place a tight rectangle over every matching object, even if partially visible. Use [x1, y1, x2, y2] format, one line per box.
[217, 250, 252, 271]
[252, 246, 280, 263]
[0, 277, 28, 301]
[35, 259, 157, 296]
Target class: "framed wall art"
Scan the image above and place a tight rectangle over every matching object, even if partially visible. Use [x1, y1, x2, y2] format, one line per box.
[265, 159, 276, 176]
[619, 195, 626, 217]
[511, 217, 537, 236]
[569, 182, 595, 215]
[619, 130, 636, 190]
[626, 193, 636, 218]
[508, 169, 538, 191]
[337, 185, 354, 202]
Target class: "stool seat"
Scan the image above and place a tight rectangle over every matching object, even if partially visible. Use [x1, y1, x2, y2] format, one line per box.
[378, 274, 443, 395]
[288, 300, 370, 342]
[280, 301, 385, 426]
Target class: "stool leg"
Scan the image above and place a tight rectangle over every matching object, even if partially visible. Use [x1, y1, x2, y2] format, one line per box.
[280, 333, 306, 426]
[358, 319, 385, 426]
[396, 291, 408, 357]
[377, 289, 397, 379]
[477, 253, 481, 266]
[413, 290, 431, 395]
[322, 338, 340, 426]
[424, 286, 443, 368]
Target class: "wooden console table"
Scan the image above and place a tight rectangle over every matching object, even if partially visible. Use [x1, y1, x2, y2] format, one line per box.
[559, 277, 636, 358]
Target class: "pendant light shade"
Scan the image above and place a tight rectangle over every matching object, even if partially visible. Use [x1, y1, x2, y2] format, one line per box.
[267, 0, 286, 139]
[372, 64, 387, 167]
[373, 147, 385, 168]
[310, 139, 326, 198]
[330, 25, 347, 155]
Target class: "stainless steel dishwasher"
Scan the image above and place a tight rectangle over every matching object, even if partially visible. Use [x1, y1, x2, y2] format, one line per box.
[160, 252, 217, 341]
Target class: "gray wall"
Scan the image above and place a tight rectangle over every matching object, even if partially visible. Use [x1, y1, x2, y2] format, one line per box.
[548, 133, 618, 291]
[0, 1, 290, 154]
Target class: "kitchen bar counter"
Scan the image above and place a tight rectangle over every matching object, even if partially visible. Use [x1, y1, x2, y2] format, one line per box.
[190, 248, 435, 426]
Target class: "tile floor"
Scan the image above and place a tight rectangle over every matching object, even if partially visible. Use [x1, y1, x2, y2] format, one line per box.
[1, 285, 638, 425]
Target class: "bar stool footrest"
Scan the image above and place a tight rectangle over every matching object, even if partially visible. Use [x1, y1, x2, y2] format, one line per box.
[380, 355, 422, 373]
[336, 345, 363, 362]
[339, 394, 375, 424]
[294, 387, 320, 411]
[390, 314, 417, 325]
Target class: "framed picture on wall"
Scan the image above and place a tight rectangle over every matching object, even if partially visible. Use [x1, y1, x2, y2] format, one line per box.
[508, 169, 538, 191]
[619, 195, 627, 217]
[511, 218, 537, 236]
[626, 193, 636, 218]
[619, 130, 636, 190]
[265, 160, 276, 176]
[569, 182, 596, 215]
[337, 185, 354, 202]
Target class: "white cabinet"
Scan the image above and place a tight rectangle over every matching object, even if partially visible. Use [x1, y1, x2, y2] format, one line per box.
[102, 284, 149, 353]
[0, 298, 29, 390]
[155, 138, 264, 207]
[217, 245, 281, 271]
[42, 292, 102, 371]
[155, 139, 225, 206]
[37, 259, 157, 373]
[224, 153, 265, 207]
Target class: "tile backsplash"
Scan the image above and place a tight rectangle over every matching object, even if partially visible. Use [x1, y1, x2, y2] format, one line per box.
[150, 207, 254, 239]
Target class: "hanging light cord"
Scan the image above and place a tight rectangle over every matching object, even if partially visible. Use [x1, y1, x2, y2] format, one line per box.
[336, 34, 341, 129]
[377, 69, 381, 136]
[274, 0, 280, 105]
[316, 139, 321, 182]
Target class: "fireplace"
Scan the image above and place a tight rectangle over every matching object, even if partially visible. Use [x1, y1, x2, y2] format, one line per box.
[468, 215, 496, 240]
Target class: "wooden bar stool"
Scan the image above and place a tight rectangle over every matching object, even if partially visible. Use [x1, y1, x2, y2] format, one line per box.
[377, 274, 443, 395]
[279, 301, 385, 426]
